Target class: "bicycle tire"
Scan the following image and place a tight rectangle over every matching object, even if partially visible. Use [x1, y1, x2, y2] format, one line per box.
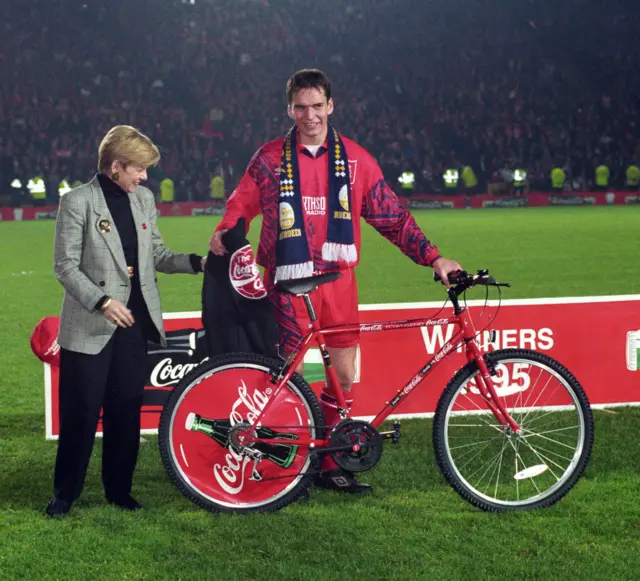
[433, 348, 594, 511]
[158, 352, 324, 513]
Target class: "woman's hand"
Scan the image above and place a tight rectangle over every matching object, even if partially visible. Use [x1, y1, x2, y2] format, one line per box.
[101, 298, 135, 327]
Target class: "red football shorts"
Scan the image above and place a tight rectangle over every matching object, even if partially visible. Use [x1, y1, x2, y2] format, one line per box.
[271, 268, 360, 353]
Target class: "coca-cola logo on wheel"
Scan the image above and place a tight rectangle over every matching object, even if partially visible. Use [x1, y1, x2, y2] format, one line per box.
[229, 245, 267, 300]
[169, 366, 314, 507]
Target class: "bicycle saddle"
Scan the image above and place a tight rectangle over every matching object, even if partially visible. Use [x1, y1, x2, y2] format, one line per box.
[275, 271, 342, 295]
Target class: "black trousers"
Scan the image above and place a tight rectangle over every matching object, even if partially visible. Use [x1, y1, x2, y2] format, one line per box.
[53, 323, 149, 502]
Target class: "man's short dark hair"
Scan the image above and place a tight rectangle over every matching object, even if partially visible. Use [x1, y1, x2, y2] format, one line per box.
[286, 69, 332, 103]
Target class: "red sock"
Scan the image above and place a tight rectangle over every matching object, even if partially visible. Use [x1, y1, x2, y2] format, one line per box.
[319, 387, 353, 470]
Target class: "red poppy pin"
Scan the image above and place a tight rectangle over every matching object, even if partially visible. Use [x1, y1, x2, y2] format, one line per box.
[142, 223, 147, 230]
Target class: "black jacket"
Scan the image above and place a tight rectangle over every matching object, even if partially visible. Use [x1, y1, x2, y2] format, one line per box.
[201, 219, 278, 358]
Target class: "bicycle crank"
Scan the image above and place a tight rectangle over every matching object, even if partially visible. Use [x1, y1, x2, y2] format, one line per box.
[328, 419, 383, 472]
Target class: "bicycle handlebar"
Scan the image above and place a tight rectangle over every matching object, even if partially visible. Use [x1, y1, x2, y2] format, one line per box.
[434, 269, 511, 293]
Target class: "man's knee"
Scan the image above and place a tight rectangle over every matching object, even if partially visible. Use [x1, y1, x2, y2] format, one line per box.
[328, 346, 357, 392]
[335, 363, 355, 391]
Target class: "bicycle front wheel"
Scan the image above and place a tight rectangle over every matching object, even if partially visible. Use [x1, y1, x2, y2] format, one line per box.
[433, 349, 594, 511]
[158, 353, 324, 513]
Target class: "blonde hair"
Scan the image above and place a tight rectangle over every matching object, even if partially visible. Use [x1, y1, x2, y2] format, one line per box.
[98, 125, 160, 172]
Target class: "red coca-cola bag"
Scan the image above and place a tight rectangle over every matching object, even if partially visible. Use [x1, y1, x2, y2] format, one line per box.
[30, 316, 61, 366]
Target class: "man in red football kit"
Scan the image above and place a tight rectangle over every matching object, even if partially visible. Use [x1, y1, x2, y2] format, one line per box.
[210, 69, 462, 496]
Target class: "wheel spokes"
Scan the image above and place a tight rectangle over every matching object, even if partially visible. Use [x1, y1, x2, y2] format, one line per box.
[444, 357, 586, 507]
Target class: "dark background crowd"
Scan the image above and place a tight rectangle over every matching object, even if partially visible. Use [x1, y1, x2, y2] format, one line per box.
[1, 0, 639, 204]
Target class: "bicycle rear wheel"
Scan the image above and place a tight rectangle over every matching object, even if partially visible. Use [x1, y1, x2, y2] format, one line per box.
[158, 353, 324, 513]
[433, 349, 594, 511]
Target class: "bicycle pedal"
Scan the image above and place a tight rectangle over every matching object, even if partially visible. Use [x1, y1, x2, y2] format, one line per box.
[391, 421, 401, 444]
[380, 421, 401, 444]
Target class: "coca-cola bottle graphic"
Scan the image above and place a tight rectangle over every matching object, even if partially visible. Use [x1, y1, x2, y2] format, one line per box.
[185, 412, 299, 468]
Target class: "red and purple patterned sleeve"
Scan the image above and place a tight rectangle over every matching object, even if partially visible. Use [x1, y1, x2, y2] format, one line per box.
[217, 152, 264, 233]
[361, 178, 441, 267]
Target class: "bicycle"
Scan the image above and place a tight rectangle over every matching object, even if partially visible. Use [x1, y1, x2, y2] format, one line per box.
[158, 269, 594, 513]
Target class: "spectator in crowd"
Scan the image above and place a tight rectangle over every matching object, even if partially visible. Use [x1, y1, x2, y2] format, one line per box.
[0, 0, 639, 203]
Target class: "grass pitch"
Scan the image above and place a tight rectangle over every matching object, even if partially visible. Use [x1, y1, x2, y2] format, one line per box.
[0, 206, 638, 580]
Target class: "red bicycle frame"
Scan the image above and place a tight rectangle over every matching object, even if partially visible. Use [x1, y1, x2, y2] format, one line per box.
[244, 298, 522, 451]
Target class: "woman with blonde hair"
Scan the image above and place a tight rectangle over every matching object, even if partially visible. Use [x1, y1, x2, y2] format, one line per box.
[46, 125, 204, 517]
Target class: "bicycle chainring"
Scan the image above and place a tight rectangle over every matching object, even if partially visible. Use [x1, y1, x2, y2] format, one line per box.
[329, 420, 383, 473]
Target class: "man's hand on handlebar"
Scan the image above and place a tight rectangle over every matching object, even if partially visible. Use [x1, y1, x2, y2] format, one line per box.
[432, 257, 464, 288]
[434, 267, 512, 290]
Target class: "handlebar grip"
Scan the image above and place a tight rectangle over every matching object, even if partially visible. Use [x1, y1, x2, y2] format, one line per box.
[433, 269, 466, 284]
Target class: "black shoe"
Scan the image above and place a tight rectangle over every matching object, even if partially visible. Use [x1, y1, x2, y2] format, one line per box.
[315, 469, 373, 495]
[106, 494, 142, 511]
[45, 497, 72, 517]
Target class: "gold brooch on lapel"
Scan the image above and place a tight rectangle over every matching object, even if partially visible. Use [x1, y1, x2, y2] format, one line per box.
[97, 218, 112, 233]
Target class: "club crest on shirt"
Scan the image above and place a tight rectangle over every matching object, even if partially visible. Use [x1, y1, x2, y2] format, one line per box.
[348, 159, 357, 185]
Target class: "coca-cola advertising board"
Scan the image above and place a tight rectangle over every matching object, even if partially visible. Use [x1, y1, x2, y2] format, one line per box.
[6, 191, 640, 223]
[44, 295, 640, 439]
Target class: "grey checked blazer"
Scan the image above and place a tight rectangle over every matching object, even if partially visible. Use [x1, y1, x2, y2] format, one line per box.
[54, 175, 197, 354]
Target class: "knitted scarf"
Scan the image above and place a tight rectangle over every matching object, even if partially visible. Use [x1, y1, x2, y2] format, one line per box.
[275, 125, 356, 282]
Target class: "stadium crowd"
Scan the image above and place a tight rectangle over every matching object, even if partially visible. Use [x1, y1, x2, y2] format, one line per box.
[1, 0, 639, 204]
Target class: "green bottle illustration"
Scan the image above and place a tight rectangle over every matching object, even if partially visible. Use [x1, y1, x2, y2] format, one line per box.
[185, 412, 299, 468]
